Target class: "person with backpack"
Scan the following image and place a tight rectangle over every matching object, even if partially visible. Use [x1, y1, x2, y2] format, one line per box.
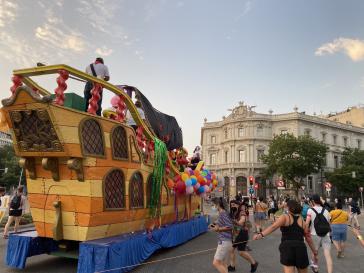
[228, 203, 258, 273]
[329, 201, 349, 258]
[3, 186, 26, 239]
[349, 198, 361, 229]
[305, 194, 332, 273]
[84, 57, 110, 116]
[301, 199, 310, 221]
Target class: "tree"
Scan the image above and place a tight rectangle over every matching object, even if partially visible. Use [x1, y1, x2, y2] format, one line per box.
[326, 148, 364, 197]
[262, 134, 328, 195]
[0, 144, 24, 191]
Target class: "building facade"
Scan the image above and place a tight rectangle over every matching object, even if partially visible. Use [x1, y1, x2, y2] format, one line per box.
[0, 130, 12, 147]
[201, 102, 364, 200]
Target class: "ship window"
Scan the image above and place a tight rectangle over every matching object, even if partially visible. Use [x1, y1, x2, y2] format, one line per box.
[130, 172, 144, 208]
[104, 169, 125, 209]
[146, 174, 153, 208]
[111, 126, 128, 160]
[80, 118, 105, 157]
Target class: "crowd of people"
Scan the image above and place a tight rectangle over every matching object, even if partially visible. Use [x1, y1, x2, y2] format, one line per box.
[210, 193, 363, 273]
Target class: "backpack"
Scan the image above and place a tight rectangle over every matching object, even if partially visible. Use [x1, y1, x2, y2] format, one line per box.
[311, 208, 331, 237]
[10, 195, 21, 210]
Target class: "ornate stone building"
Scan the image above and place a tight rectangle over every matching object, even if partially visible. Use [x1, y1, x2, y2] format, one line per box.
[201, 102, 364, 199]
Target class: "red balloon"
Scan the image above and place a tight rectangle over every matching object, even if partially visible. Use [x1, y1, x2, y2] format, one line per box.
[176, 181, 186, 194]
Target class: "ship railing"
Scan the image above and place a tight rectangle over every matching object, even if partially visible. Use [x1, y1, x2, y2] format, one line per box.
[9, 64, 181, 175]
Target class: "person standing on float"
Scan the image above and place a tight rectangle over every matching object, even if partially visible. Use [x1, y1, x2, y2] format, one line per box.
[84, 57, 110, 116]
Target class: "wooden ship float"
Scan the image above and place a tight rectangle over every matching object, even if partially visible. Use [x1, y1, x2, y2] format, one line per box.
[1, 65, 216, 271]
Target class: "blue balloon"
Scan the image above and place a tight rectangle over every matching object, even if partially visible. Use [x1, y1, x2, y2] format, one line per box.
[198, 186, 205, 193]
[185, 179, 192, 187]
[191, 177, 197, 186]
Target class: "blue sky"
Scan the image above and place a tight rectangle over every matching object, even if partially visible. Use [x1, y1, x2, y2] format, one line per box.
[1, 0, 364, 153]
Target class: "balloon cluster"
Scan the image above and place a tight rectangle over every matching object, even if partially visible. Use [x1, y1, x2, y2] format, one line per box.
[167, 167, 218, 197]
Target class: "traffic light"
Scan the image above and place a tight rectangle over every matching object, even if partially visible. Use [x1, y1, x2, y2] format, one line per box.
[249, 176, 254, 186]
[254, 183, 259, 189]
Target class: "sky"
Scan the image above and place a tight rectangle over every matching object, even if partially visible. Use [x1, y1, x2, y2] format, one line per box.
[1, 0, 364, 154]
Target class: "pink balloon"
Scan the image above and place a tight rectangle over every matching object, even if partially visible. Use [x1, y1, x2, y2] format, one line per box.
[110, 95, 120, 107]
[186, 186, 194, 195]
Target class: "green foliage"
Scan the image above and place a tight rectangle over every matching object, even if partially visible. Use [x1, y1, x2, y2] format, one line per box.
[0, 145, 24, 190]
[262, 134, 328, 192]
[326, 148, 364, 196]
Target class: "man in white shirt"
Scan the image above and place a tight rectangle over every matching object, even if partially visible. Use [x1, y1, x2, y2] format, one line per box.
[306, 194, 333, 273]
[125, 100, 145, 130]
[84, 57, 110, 116]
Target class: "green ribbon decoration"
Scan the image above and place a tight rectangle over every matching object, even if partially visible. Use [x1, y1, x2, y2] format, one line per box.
[149, 137, 167, 218]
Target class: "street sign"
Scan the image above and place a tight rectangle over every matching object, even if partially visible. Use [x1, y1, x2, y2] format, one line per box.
[249, 187, 254, 194]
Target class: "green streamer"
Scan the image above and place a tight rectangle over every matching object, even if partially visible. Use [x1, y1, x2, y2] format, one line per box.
[149, 138, 167, 218]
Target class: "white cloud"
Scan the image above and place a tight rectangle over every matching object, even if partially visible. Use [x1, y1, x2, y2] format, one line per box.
[95, 46, 113, 56]
[35, 23, 85, 52]
[235, 0, 253, 21]
[0, 0, 18, 27]
[315, 38, 364, 62]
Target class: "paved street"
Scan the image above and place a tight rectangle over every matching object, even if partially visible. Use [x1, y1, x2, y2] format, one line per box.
[1, 216, 363, 273]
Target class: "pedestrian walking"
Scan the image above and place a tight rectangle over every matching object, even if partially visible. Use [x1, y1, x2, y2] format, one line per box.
[253, 200, 317, 273]
[329, 202, 349, 258]
[211, 197, 233, 273]
[84, 57, 110, 116]
[349, 198, 361, 229]
[3, 186, 26, 239]
[301, 199, 310, 221]
[228, 203, 258, 273]
[267, 196, 278, 221]
[254, 196, 268, 233]
[305, 194, 332, 273]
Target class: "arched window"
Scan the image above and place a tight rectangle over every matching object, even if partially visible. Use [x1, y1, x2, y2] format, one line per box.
[146, 174, 153, 208]
[224, 176, 230, 199]
[130, 172, 144, 208]
[80, 118, 105, 156]
[103, 169, 125, 209]
[236, 176, 247, 196]
[111, 126, 128, 160]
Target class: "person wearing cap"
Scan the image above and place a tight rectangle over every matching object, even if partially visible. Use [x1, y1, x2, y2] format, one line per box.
[84, 57, 110, 116]
[306, 194, 332, 273]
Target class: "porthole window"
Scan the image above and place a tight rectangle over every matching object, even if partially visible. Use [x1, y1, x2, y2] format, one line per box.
[104, 169, 125, 209]
[111, 126, 128, 160]
[80, 119, 105, 156]
[130, 172, 144, 208]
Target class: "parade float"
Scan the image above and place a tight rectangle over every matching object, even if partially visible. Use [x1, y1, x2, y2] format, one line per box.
[0, 64, 217, 272]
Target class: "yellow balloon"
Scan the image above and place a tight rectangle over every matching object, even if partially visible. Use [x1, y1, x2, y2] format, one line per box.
[181, 173, 189, 182]
[190, 175, 197, 181]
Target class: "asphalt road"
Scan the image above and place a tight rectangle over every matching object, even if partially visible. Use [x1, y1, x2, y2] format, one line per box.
[1, 216, 364, 273]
